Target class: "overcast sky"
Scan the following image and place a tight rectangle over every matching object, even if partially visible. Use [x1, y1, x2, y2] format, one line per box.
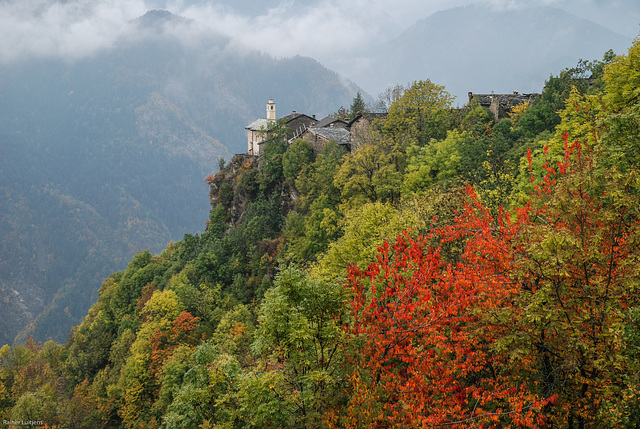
[1, 0, 638, 86]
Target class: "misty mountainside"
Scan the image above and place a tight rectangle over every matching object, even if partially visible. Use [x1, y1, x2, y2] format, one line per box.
[363, 4, 632, 103]
[0, 9, 361, 345]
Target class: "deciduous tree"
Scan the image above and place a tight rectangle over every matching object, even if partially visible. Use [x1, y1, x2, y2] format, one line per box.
[382, 80, 455, 146]
[332, 191, 550, 428]
[251, 267, 348, 428]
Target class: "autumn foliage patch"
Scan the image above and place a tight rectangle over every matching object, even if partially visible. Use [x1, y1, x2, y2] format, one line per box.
[332, 122, 640, 427]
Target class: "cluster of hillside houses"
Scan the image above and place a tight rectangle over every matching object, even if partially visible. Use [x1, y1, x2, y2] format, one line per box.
[245, 99, 385, 156]
[245, 92, 538, 156]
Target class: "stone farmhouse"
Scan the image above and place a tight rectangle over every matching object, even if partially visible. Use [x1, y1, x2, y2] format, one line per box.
[468, 91, 539, 122]
[298, 126, 351, 153]
[245, 100, 386, 156]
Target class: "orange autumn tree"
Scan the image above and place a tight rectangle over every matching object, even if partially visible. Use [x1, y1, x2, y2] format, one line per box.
[332, 86, 640, 427]
[330, 188, 553, 429]
[149, 311, 200, 379]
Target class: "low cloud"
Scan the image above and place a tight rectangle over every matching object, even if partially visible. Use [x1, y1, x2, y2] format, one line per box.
[0, 0, 636, 69]
[171, 0, 479, 87]
[175, 1, 388, 59]
[486, 0, 567, 10]
[0, 0, 477, 65]
[0, 0, 148, 63]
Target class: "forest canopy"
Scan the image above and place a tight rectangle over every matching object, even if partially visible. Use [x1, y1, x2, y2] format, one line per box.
[2, 40, 640, 429]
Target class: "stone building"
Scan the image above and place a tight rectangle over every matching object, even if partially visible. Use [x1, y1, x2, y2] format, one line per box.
[297, 126, 351, 154]
[347, 112, 387, 152]
[245, 99, 317, 155]
[468, 91, 539, 122]
[295, 112, 387, 155]
[280, 111, 318, 141]
[313, 116, 349, 129]
[246, 100, 387, 156]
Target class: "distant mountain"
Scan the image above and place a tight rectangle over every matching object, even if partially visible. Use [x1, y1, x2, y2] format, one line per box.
[362, 4, 632, 103]
[529, 0, 640, 39]
[0, 9, 361, 344]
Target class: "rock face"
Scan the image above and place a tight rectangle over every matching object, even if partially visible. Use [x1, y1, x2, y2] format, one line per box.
[206, 153, 296, 232]
[207, 154, 260, 228]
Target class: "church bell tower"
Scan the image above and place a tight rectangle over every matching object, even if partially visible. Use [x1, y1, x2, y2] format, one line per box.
[267, 99, 276, 120]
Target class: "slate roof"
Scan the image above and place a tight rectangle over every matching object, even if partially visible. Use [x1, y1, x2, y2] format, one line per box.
[471, 94, 494, 107]
[279, 112, 317, 123]
[314, 116, 348, 128]
[308, 127, 351, 146]
[245, 118, 272, 131]
[247, 112, 316, 131]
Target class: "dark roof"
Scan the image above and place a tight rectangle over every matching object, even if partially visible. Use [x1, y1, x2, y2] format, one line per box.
[308, 127, 351, 146]
[279, 111, 316, 123]
[471, 94, 494, 107]
[314, 116, 349, 128]
[247, 111, 317, 133]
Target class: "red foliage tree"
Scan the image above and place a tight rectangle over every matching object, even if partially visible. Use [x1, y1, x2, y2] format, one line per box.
[330, 187, 552, 428]
[510, 129, 640, 426]
[331, 124, 640, 427]
[149, 311, 200, 379]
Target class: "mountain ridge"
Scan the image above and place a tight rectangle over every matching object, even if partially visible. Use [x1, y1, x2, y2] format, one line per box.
[360, 3, 631, 101]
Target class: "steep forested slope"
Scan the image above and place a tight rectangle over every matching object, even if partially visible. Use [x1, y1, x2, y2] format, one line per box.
[0, 9, 361, 344]
[3, 38, 640, 427]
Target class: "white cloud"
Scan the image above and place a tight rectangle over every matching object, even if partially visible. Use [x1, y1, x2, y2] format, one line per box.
[0, 0, 146, 62]
[168, 0, 475, 86]
[174, 0, 383, 58]
[0, 0, 481, 64]
[0, 0, 636, 67]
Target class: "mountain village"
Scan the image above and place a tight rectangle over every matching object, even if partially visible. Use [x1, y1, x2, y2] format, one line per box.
[245, 92, 539, 156]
